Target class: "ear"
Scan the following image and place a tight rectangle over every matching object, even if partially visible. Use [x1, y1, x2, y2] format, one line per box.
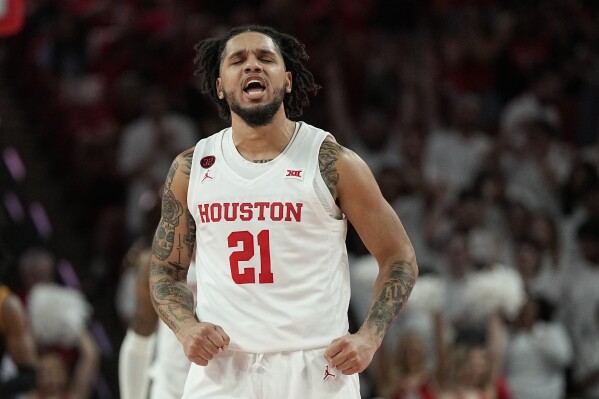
[285, 71, 292, 93]
[216, 78, 224, 99]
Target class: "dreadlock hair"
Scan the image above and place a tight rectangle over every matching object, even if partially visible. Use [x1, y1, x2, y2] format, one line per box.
[193, 25, 321, 121]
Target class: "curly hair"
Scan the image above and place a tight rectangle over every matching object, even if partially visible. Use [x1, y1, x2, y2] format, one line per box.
[193, 25, 321, 121]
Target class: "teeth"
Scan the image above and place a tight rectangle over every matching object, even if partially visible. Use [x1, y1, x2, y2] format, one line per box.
[245, 79, 264, 89]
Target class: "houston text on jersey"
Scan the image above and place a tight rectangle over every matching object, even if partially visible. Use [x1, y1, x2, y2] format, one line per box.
[197, 202, 303, 223]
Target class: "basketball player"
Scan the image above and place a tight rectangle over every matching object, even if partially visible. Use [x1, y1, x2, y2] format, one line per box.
[149, 25, 419, 399]
[0, 283, 37, 397]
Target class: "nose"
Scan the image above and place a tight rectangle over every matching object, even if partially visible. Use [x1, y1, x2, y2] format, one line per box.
[244, 56, 263, 73]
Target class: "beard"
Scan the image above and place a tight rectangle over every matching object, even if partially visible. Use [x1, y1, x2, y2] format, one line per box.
[225, 86, 285, 127]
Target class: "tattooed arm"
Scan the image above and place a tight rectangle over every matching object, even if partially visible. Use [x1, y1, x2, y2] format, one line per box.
[321, 137, 418, 375]
[149, 148, 229, 366]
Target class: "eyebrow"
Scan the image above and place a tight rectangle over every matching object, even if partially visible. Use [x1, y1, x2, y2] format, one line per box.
[225, 48, 279, 60]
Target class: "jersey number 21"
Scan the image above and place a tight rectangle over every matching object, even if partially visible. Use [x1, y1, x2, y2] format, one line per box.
[228, 230, 273, 284]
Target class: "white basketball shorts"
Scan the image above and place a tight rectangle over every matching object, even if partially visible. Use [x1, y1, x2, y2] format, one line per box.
[181, 347, 361, 399]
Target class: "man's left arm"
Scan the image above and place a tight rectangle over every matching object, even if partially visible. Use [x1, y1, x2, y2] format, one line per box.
[321, 140, 418, 375]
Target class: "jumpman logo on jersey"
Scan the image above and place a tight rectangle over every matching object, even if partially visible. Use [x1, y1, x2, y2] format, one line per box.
[201, 170, 214, 183]
[323, 365, 336, 380]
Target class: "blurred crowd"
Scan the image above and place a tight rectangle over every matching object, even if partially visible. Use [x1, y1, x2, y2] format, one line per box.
[2, 0, 599, 398]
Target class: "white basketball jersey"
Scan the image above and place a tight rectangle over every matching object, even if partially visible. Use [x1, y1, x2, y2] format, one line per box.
[187, 122, 350, 353]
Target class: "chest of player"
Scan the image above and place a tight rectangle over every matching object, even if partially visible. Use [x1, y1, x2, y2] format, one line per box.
[189, 155, 321, 224]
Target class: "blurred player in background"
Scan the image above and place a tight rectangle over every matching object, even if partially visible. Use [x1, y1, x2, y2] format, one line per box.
[119, 199, 195, 399]
[118, 248, 195, 399]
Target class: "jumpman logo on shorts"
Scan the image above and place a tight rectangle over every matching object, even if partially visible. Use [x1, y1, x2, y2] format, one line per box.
[201, 170, 214, 183]
[323, 365, 336, 380]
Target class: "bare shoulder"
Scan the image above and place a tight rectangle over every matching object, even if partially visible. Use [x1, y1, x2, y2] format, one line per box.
[318, 135, 369, 201]
[164, 147, 195, 192]
[172, 147, 195, 177]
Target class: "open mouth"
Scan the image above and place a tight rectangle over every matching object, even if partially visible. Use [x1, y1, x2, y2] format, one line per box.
[243, 78, 266, 96]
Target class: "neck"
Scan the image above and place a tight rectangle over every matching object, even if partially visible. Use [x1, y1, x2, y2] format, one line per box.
[231, 111, 296, 162]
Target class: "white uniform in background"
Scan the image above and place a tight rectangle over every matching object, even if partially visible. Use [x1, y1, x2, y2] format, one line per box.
[183, 122, 360, 399]
[148, 262, 196, 399]
[119, 263, 196, 399]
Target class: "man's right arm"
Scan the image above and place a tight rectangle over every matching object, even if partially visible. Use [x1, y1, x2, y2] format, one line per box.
[149, 148, 197, 335]
[149, 148, 229, 366]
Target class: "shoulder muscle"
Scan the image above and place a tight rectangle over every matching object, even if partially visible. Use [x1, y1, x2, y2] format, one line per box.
[318, 137, 344, 202]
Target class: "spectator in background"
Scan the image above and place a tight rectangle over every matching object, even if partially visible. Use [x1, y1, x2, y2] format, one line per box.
[528, 212, 564, 270]
[573, 302, 599, 399]
[380, 330, 438, 399]
[501, 118, 572, 216]
[392, 124, 438, 271]
[117, 86, 198, 239]
[0, 282, 38, 398]
[582, 139, 599, 175]
[560, 160, 599, 217]
[324, 59, 401, 175]
[25, 284, 100, 399]
[435, 311, 512, 399]
[500, 66, 563, 152]
[426, 189, 490, 260]
[16, 248, 57, 304]
[446, 190, 487, 238]
[559, 217, 599, 399]
[15, 248, 101, 399]
[423, 93, 493, 204]
[500, 200, 533, 267]
[26, 330, 99, 399]
[503, 295, 572, 399]
[513, 238, 559, 304]
[562, 172, 599, 257]
[472, 167, 509, 233]
[437, 229, 475, 331]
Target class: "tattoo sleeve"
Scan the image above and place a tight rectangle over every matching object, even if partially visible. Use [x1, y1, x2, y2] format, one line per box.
[318, 140, 343, 200]
[149, 150, 197, 334]
[150, 261, 195, 333]
[361, 260, 417, 342]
